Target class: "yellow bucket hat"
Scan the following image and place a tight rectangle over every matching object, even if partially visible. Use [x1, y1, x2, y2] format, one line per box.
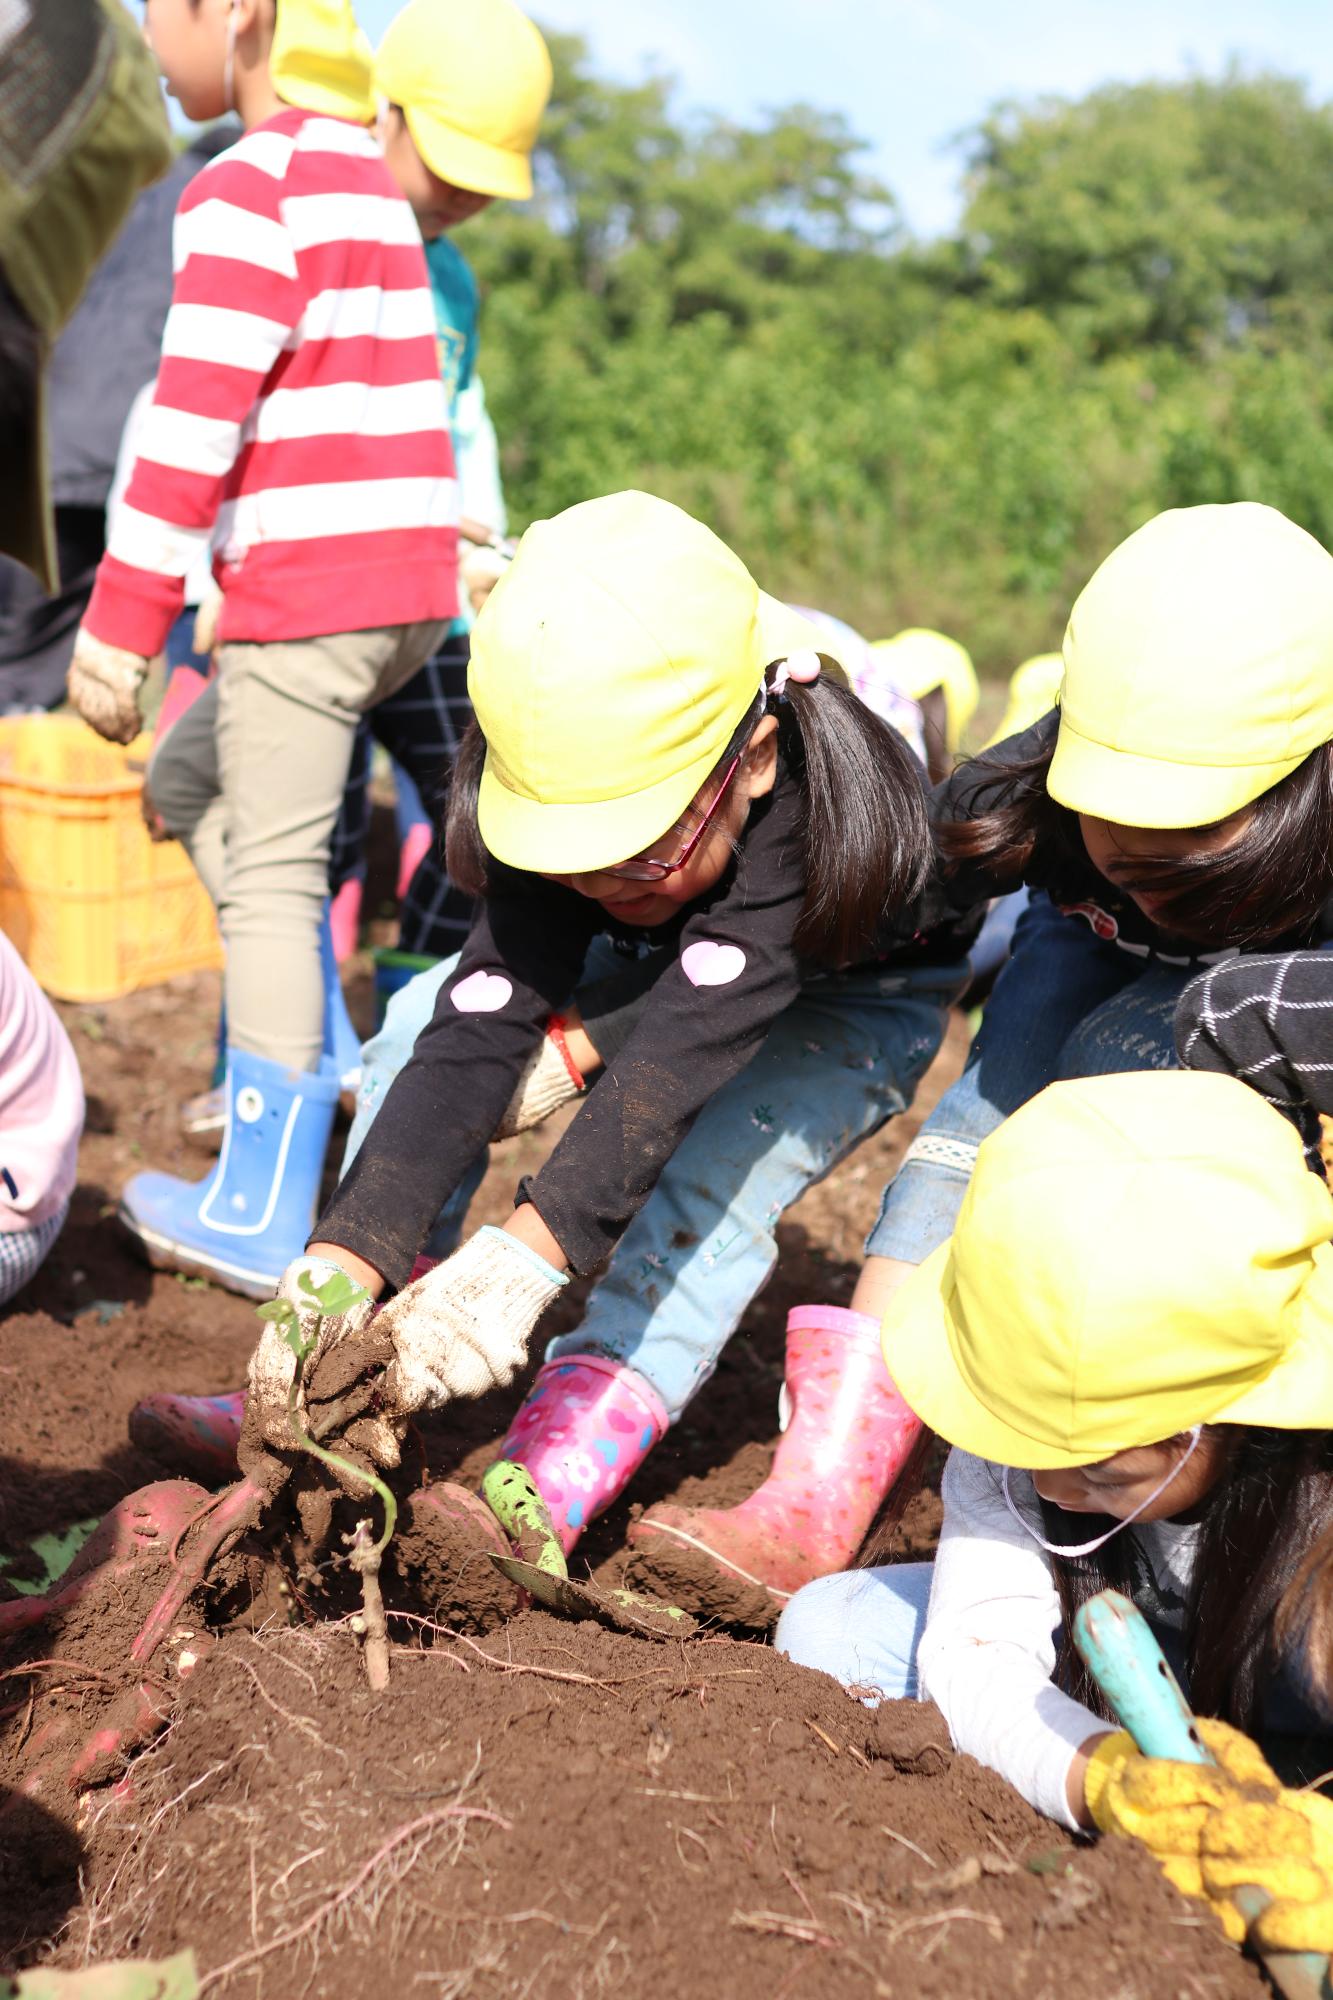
[468, 491, 842, 875]
[271, 0, 376, 124]
[870, 630, 979, 754]
[375, 0, 552, 201]
[988, 651, 1063, 747]
[883, 1070, 1333, 1469]
[1048, 503, 1333, 830]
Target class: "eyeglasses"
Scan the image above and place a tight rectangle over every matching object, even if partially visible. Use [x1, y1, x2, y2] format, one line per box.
[600, 751, 744, 883]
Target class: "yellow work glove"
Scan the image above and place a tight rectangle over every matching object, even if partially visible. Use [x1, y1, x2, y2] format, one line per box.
[1201, 1786, 1333, 1954]
[1086, 1718, 1282, 1944]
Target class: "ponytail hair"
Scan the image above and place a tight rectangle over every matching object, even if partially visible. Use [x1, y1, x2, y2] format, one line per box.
[445, 668, 934, 967]
[771, 667, 932, 966]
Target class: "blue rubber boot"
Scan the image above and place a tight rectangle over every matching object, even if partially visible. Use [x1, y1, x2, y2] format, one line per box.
[120, 1049, 340, 1299]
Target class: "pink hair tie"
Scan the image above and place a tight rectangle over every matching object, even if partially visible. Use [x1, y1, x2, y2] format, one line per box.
[769, 650, 822, 700]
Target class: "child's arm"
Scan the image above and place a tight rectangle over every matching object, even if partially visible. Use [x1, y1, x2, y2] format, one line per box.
[1176, 952, 1333, 1162]
[513, 780, 809, 1276]
[915, 1450, 1112, 1830]
[315, 870, 600, 1290]
[79, 135, 305, 664]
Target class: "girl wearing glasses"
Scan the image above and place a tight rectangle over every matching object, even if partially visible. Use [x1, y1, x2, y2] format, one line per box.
[143, 491, 975, 1612]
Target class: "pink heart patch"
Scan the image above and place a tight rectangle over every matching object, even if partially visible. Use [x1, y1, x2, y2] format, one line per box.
[450, 969, 513, 1013]
[681, 940, 747, 987]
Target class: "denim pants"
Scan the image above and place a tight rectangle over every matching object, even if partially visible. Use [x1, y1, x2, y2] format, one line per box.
[868, 892, 1198, 1266]
[344, 941, 968, 1420]
[776, 1561, 931, 1699]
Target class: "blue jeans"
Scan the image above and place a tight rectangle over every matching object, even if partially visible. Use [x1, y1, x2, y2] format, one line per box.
[776, 1561, 931, 1700]
[344, 941, 968, 1420]
[868, 893, 1193, 1265]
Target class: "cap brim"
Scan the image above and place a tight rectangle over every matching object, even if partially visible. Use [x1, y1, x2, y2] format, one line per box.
[886, 1239, 1333, 1472]
[402, 105, 533, 199]
[1048, 713, 1300, 830]
[883, 1243, 1215, 1471]
[478, 730, 726, 874]
[478, 595, 847, 875]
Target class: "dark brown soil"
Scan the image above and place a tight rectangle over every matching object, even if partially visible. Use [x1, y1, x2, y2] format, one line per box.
[0, 932, 1264, 1994]
[13, 1613, 1262, 1999]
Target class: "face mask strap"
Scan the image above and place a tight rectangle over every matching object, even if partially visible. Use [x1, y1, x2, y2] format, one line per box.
[1002, 1425, 1204, 1559]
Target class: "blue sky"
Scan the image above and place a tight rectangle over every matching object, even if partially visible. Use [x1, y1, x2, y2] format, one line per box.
[356, 0, 1332, 236]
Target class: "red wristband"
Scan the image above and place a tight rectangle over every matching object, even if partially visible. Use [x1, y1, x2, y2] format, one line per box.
[546, 1014, 586, 1091]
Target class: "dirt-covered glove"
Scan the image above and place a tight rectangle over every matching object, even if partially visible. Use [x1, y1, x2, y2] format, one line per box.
[192, 586, 223, 658]
[67, 629, 150, 745]
[377, 1224, 567, 1411]
[494, 1016, 586, 1139]
[1087, 1718, 1283, 1943]
[1200, 1782, 1333, 1952]
[239, 1256, 400, 1494]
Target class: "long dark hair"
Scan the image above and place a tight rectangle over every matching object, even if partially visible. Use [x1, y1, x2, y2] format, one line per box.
[446, 669, 932, 966]
[940, 732, 1333, 948]
[1040, 1426, 1333, 1728]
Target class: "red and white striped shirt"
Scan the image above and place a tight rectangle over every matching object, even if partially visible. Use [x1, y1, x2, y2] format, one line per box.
[85, 108, 458, 658]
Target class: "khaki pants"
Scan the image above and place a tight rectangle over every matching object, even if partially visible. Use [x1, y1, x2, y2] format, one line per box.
[147, 620, 444, 1072]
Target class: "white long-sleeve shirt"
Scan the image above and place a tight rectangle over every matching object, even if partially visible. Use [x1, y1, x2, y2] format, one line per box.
[916, 1449, 1197, 1829]
[0, 932, 84, 1232]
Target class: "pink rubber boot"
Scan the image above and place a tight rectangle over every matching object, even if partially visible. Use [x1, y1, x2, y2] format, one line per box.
[628, 1305, 923, 1628]
[496, 1354, 669, 1556]
[130, 1390, 245, 1482]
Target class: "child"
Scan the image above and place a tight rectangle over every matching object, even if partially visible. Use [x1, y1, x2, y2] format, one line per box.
[649, 503, 1333, 1611]
[205, 490, 975, 1611]
[777, 1069, 1333, 1912]
[0, 932, 84, 1305]
[67, 0, 457, 1296]
[332, 0, 553, 964]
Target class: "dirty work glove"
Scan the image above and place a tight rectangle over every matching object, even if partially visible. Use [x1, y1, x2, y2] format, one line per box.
[377, 1224, 567, 1411]
[1087, 1718, 1283, 1943]
[1201, 1783, 1333, 1953]
[67, 629, 150, 745]
[239, 1255, 399, 1494]
[494, 1017, 586, 1139]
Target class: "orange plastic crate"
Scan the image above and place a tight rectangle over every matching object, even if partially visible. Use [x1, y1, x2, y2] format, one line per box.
[0, 714, 222, 1002]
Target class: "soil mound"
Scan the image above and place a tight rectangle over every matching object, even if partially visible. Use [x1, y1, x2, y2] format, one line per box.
[19, 1612, 1263, 2000]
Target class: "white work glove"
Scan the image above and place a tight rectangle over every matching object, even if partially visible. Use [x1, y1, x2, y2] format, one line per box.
[377, 1224, 567, 1411]
[494, 1019, 586, 1139]
[239, 1256, 401, 1490]
[67, 629, 150, 745]
[192, 586, 223, 658]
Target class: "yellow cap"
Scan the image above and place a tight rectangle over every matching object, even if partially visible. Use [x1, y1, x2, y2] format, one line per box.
[883, 1070, 1333, 1469]
[375, 0, 552, 200]
[870, 630, 979, 753]
[988, 652, 1063, 747]
[1048, 503, 1333, 830]
[271, 0, 376, 124]
[468, 491, 842, 875]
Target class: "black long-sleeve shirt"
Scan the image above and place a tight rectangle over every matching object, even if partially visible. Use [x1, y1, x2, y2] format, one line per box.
[1175, 952, 1333, 1169]
[320, 757, 976, 1285]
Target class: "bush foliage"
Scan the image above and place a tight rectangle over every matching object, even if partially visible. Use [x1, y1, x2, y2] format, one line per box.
[464, 43, 1333, 674]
